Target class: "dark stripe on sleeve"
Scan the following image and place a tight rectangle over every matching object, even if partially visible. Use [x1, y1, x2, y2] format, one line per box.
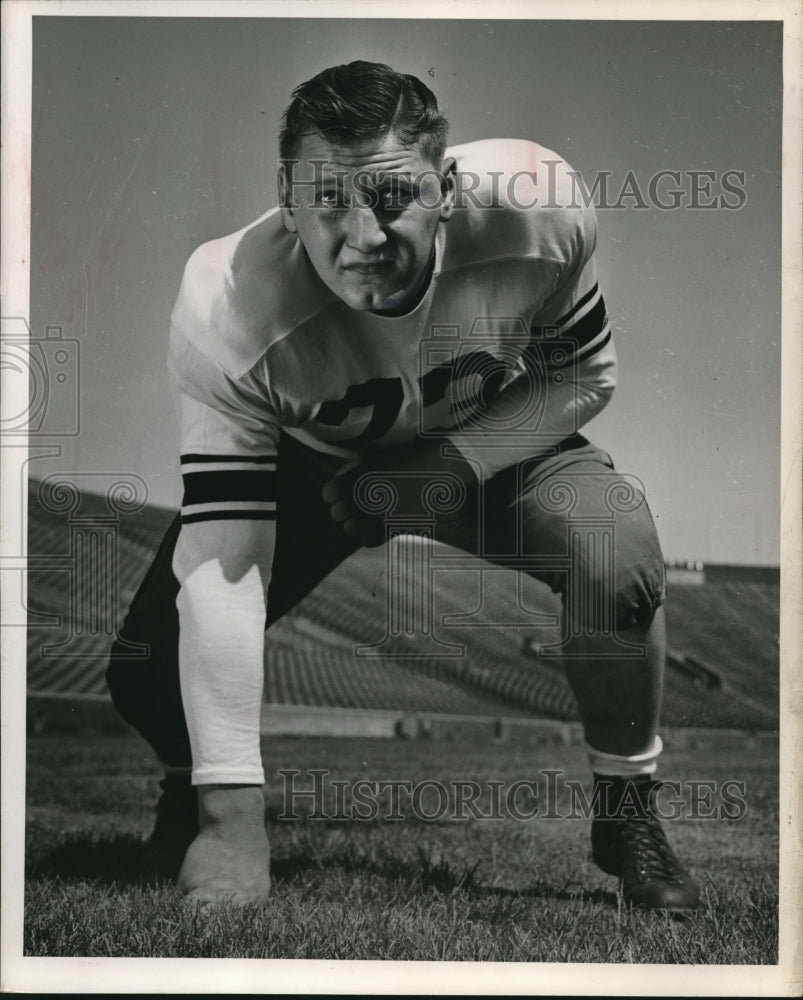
[552, 282, 599, 329]
[181, 510, 277, 525]
[180, 453, 277, 465]
[181, 469, 277, 506]
[559, 296, 608, 351]
[572, 330, 612, 365]
[543, 330, 613, 371]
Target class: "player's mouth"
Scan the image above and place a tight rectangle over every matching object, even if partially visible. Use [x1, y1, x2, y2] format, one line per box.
[342, 259, 395, 275]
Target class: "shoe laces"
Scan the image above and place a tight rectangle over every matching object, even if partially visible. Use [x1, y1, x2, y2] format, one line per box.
[618, 813, 685, 884]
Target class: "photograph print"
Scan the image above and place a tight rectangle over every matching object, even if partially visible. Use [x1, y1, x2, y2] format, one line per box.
[2, 2, 800, 995]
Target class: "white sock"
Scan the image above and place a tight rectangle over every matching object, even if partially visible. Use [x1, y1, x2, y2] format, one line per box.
[586, 735, 663, 777]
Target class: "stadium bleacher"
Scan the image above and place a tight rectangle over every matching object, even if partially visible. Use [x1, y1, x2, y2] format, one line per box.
[24, 483, 780, 732]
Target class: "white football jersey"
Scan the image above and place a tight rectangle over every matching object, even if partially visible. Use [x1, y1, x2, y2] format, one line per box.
[168, 139, 614, 524]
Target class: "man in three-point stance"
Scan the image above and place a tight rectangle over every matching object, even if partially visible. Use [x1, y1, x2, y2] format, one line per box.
[108, 61, 700, 911]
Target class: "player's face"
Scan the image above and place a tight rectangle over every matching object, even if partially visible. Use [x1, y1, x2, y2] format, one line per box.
[279, 132, 455, 312]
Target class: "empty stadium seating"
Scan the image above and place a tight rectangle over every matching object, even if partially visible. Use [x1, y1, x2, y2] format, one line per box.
[25, 484, 780, 731]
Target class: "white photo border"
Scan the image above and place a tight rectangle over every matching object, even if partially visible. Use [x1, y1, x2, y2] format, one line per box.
[2, 1, 801, 994]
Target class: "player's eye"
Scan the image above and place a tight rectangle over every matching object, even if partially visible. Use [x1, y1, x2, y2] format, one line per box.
[376, 186, 414, 214]
[317, 190, 347, 210]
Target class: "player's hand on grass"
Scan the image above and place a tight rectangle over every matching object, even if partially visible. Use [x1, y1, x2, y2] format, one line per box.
[177, 785, 271, 909]
[322, 437, 480, 549]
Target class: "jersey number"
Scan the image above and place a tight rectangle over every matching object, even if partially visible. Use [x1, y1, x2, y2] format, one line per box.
[315, 351, 506, 446]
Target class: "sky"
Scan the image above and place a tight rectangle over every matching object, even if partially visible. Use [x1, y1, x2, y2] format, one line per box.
[27, 15, 782, 564]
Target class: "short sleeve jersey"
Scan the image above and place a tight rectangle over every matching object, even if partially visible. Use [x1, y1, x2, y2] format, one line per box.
[168, 139, 611, 524]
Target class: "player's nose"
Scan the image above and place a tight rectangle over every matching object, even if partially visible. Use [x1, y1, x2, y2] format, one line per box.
[344, 206, 388, 253]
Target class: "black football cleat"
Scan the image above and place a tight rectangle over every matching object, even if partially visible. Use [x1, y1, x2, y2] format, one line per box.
[143, 774, 199, 880]
[591, 774, 701, 912]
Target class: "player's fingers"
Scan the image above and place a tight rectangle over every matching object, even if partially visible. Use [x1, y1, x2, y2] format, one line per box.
[342, 516, 369, 538]
[329, 500, 354, 523]
[322, 478, 344, 503]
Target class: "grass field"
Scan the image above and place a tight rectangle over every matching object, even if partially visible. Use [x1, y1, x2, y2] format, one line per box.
[24, 732, 778, 963]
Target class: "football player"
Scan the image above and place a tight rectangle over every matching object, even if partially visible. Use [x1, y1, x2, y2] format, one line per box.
[107, 61, 700, 911]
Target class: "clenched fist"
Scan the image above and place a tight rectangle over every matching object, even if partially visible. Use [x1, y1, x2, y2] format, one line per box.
[322, 438, 480, 549]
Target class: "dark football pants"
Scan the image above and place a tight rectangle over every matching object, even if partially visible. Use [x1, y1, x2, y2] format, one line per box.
[106, 432, 666, 769]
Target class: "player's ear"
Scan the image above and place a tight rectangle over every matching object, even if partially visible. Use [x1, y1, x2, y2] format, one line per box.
[278, 163, 298, 233]
[438, 157, 457, 221]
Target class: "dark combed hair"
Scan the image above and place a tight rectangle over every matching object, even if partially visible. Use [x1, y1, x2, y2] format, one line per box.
[279, 61, 449, 165]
